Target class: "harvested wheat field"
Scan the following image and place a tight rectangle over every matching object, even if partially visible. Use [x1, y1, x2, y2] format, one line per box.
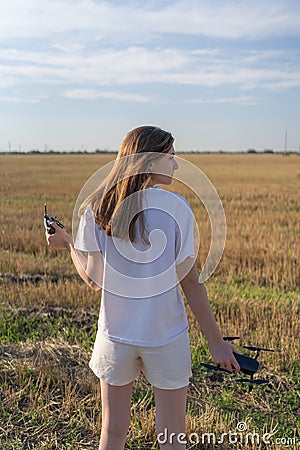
[0, 153, 299, 449]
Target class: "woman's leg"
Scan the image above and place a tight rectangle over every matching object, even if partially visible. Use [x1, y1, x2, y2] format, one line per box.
[153, 386, 188, 450]
[98, 380, 133, 450]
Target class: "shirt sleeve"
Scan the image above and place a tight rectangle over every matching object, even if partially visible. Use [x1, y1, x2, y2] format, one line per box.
[175, 196, 196, 264]
[74, 206, 102, 252]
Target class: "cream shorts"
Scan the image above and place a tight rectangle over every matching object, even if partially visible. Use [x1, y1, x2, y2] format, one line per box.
[89, 331, 192, 390]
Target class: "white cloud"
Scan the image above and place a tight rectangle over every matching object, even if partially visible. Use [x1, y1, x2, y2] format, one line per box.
[0, 94, 48, 104]
[243, 50, 291, 63]
[264, 79, 300, 90]
[186, 95, 258, 106]
[0, 0, 299, 106]
[64, 88, 153, 103]
[1, 45, 300, 95]
[0, 0, 300, 43]
[0, 46, 190, 88]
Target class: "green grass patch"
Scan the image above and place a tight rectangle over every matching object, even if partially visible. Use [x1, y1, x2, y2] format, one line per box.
[0, 305, 97, 350]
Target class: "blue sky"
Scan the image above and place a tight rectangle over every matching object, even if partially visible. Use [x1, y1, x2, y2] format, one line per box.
[1, 0, 300, 152]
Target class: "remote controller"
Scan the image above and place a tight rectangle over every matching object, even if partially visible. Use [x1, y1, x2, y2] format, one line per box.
[44, 203, 65, 235]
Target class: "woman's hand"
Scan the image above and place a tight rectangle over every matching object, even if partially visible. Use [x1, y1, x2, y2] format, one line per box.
[208, 340, 241, 372]
[46, 222, 74, 251]
[180, 267, 241, 373]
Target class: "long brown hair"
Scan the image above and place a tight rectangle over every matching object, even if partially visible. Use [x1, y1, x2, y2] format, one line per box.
[79, 126, 174, 242]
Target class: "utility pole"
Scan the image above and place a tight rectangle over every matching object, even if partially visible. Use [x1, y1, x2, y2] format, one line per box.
[284, 130, 287, 153]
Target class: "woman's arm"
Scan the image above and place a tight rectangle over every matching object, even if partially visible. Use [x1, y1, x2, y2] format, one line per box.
[46, 222, 103, 291]
[178, 260, 240, 372]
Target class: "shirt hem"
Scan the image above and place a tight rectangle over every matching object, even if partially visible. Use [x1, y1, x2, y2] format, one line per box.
[97, 325, 189, 348]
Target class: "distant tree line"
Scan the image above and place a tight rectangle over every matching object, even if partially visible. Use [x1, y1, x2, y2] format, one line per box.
[1, 149, 299, 155]
[1, 149, 118, 155]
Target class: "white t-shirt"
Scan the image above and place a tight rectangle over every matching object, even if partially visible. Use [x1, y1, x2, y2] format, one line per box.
[74, 187, 196, 347]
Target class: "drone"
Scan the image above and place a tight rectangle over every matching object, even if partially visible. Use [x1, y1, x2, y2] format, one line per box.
[199, 336, 280, 389]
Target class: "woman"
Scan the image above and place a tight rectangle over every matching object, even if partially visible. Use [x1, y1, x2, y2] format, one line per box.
[46, 126, 240, 450]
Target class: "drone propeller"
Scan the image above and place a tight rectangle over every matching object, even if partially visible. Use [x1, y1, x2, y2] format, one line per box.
[200, 364, 270, 386]
[222, 336, 281, 354]
[235, 378, 270, 385]
[200, 352, 259, 376]
[200, 363, 232, 374]
[223, 336, 240, 342]
[242, 345, 280, 353]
